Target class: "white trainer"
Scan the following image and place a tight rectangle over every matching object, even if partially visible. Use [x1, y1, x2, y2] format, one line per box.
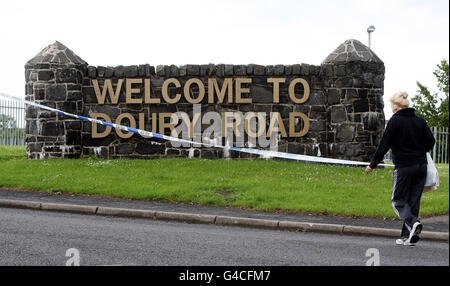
[407, 222, 423, 244]
[396, 237, 414, 246]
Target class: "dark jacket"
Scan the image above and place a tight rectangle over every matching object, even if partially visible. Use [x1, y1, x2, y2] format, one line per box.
[369, 108, 435, 169]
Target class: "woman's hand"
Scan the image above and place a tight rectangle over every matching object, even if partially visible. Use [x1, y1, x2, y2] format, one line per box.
[365, 166, 373, 174]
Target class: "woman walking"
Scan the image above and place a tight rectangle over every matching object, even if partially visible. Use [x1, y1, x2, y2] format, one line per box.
[365, 91, 435, 246]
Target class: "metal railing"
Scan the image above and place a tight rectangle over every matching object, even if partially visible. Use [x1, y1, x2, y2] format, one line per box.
[0, 99, 26, 146]
[432, 127, 449, 164]
[384, 127, 449, 164]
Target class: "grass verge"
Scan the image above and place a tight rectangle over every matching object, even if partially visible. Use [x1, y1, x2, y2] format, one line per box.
[0, 146, 448, 218]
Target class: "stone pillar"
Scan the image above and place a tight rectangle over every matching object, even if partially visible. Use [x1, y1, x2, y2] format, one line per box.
[321, 39, 385, 162]
[25, 41, 87, 159]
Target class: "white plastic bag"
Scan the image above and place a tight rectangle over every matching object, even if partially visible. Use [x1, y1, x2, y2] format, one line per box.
[423, 152, 440, 192]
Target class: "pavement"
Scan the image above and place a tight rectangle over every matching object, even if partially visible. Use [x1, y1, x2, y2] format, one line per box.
[0, 188, 448, 242]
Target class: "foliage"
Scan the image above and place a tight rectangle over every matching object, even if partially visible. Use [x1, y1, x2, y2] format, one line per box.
[412, 59, 449, 127]
[0, 114, 17, 129]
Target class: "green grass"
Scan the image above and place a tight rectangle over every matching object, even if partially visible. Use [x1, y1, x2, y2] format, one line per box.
[0, 146, 448, 218]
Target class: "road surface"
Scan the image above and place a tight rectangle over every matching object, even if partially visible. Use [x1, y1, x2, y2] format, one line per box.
[0, 207, 448, 266]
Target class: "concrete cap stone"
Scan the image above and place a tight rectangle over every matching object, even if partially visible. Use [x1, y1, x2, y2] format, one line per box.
[322, 39, 383, 64]
[27, 41, 87, 65]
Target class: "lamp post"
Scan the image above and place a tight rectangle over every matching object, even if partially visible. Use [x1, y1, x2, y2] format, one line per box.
[367, 25, 375, 49]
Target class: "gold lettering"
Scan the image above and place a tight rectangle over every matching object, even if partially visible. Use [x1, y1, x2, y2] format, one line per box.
[159, 113, 176, 135]
[162, 78, 181, 103]
[125, 78, 143, 104]
[289, 112, 310, 137]
[235, 78, 252, 104]
[92, 113, 112, 138]
[184, 78, 205, 104]
[267, 112, 287, 137]
[150, 112, 157, 132]
[139, 113, 151, 138]
[222, 112, 242, 137]
[267, 78, 286, 103]
[92, 79, 123, 104]
[244, 112, 265, 138]
[144, 78, 160, 104]
[208, 78, 233, 103]
[288, 78, 310, 104]
[115, 113, 136, 139]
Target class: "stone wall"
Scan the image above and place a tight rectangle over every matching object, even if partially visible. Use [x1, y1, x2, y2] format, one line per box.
[25, 39, 385, 162]
[25, 42, 86, 159]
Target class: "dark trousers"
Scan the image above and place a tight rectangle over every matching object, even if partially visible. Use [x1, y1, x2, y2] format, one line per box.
[391, 163, 427, 238]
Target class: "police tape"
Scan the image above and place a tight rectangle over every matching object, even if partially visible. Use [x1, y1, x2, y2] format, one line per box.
[1, 93, 445, 169]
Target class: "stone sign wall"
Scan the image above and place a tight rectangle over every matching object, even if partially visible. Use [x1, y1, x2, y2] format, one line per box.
[24, 39, 385, 162]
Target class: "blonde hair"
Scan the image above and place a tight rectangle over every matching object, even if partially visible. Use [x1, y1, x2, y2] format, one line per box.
[390, 91, 410, 109]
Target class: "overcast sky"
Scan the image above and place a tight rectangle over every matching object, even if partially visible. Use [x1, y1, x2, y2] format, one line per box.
[0, 0, 448, 119]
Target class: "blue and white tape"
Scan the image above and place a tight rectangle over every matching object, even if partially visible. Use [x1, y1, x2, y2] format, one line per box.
[0, 92, 439, 168]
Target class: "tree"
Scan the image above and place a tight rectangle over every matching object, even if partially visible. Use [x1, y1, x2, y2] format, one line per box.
[412, 82, 439, 126]
[434, 59, 449, 96]
[412, 59, 449, 127]
[0, 114, 17, 129]
[435, 60, 449, 127]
